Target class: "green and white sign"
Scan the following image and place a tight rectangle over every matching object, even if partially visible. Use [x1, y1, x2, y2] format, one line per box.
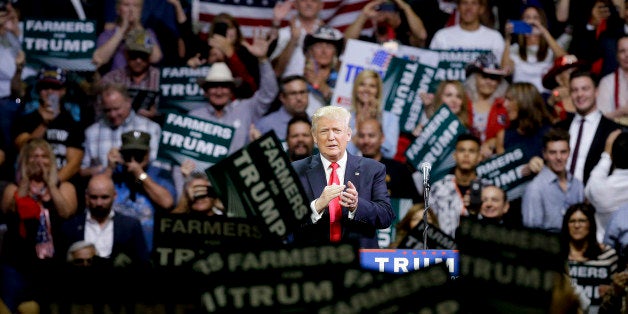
[405, 105, 467, 183]
[159, 66, 210, 114]
[429, 49, 491, 92]
[383, 57, 436, 133]
[23, 19, 97, 71]
[476, 145, 533, 200]
[376, 198, 414, 249]
[158, 112, 234, 170]
[207, 132, 309, 244]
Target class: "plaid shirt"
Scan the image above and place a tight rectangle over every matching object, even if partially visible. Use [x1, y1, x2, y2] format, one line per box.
[430, 174, 468, 237]
[81, 111, 162, 169]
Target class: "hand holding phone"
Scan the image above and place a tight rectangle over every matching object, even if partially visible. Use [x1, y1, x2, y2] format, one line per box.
[510, 20, 532, 35]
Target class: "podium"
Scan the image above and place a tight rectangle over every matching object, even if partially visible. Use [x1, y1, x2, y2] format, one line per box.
[360, 249, 459, 277]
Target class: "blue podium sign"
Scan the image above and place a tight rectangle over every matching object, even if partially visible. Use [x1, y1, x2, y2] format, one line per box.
[360, 249, 459, 277]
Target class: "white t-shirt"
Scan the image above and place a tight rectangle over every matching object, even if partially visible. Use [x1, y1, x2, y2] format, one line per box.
[430, 24, 505, 63]
[509, 43, 554, 94]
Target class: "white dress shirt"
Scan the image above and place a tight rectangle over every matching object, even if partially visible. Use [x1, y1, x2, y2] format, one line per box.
[310, 152, 356, 222]
[84, 210, 115, 258]
[567, 110, 602, 182]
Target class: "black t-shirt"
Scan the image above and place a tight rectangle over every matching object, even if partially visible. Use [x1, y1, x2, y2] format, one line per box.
[14, 110, 85, 170]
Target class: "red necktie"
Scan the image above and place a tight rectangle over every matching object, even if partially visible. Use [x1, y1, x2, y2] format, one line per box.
[569, 118, 585, 175]
[329, 162, 341, 242]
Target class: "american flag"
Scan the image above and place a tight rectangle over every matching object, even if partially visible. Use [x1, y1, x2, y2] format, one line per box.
[194, 0, 370, 40]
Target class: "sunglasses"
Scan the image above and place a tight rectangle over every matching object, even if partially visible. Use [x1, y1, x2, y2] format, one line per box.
[37, 83, 63, 91]
[121, 149, 147, 162]
[128, 51, 150, 61]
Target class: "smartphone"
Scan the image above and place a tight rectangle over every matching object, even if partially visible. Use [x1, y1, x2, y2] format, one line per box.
[213, 22, 229, 37]
[510, 20, 532, 34]
[378, 1, 397, 12]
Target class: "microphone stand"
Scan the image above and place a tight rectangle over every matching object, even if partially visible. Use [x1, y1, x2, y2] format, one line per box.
[422, 179, 430, 249]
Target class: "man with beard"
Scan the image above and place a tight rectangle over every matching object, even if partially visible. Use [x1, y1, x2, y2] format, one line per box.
[103, 130, 175, 250]
[60, 173, 149, 264]
[100, 28, 161, 121]
[59, 174, 150, 311]
[286, 114, 314, 161]
[355, 118, 420, 203]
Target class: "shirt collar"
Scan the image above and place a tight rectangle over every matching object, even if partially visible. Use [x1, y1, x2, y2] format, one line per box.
[320, 152, 348, 171]
[86, 208, 115, 223]
[575, 109, 601, 122]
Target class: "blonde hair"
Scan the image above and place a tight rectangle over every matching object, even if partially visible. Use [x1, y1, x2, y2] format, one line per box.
[351, 70, 383, 120]
[311, 106, 351, 134]
[433, 80, 471, 129]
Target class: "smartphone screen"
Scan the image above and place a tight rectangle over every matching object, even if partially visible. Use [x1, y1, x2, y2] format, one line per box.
[510, 20, 532, 34]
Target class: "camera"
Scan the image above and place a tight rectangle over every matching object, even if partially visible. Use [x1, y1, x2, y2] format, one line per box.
[213, 22, 229, 37]
[468, 179, 483, 215]
[377, 1, 397, 12]
[0, 0, 7, 12]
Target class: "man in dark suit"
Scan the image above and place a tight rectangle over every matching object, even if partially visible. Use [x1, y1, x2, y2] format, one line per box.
[555, 70, 621, 185]
[59, 174, 150, 266]
[291, 106, 394, 248]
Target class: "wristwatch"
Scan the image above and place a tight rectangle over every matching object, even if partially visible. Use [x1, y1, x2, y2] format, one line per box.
[138, 172, 148, 182]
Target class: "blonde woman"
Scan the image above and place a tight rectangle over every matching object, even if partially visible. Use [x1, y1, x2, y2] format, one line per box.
[347, 69, 400, 159]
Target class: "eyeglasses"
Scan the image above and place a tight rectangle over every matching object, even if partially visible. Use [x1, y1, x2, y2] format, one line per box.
[568, 219, 588, 225]
[284, 90, 308, 97]
[121, 149, 147, 162]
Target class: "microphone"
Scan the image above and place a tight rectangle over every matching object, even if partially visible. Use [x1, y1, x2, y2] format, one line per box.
[420, 162, 431, 186]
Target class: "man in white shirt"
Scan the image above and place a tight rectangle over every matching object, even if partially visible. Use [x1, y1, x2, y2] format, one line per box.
[270, 0, 327, 77]
[585, 130, 628, 242]
[429, 0, 505, 63]
[596, 36, 628, 125]
[555, 70, 621, 185]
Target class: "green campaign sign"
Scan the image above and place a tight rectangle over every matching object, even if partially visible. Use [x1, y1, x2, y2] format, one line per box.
[158, 112, 234, 170]
[23, 19, 97, 71]
[429, 49, 491, 92]
[207, 132, 309, 244]
[159, 66, 210, 114]
[383, 57, 436, 133]
[405, 105, 467, 183]
[475, 145, 532, 200]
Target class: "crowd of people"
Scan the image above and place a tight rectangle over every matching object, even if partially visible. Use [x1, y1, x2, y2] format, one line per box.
[1, 0, 628, 312]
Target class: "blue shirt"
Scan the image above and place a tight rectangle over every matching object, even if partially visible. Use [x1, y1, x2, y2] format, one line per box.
[255, 106, 294, 140]
[112, 164, 177, 250]
[522, 166, 584, 233]
[604, 203, 628, 255]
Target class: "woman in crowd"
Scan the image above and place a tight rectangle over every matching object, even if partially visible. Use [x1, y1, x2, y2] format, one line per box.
[501, 5, 567, 96]
[463, 54, 510, 158]
[347, 69, 399, 159]
[0, 139, 77, 313]
[561, 203, 618, 313]
[415, 79, 472, 136]
[389, 203, 437, 249]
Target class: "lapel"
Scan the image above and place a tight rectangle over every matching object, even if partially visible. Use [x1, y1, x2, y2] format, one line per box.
[306, 154, 327, 198]
[344, 153, 361, 192]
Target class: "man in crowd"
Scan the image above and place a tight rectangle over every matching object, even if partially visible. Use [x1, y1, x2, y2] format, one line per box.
[430, 133, 483, 237]
[254, 75, 309, 140]
[286, 114, 314, 162]
[81, 83, 161, 178]
[189, 32, 277, 154]
[555, 70, 621, 185]
[355, 118, 421, 203]
[522, 128, 584, 233]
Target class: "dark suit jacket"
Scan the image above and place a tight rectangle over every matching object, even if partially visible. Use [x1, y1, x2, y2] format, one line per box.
[59, 211, 150, 266]
[291, 153, 395, 248]
[555, 113, 621, 185]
